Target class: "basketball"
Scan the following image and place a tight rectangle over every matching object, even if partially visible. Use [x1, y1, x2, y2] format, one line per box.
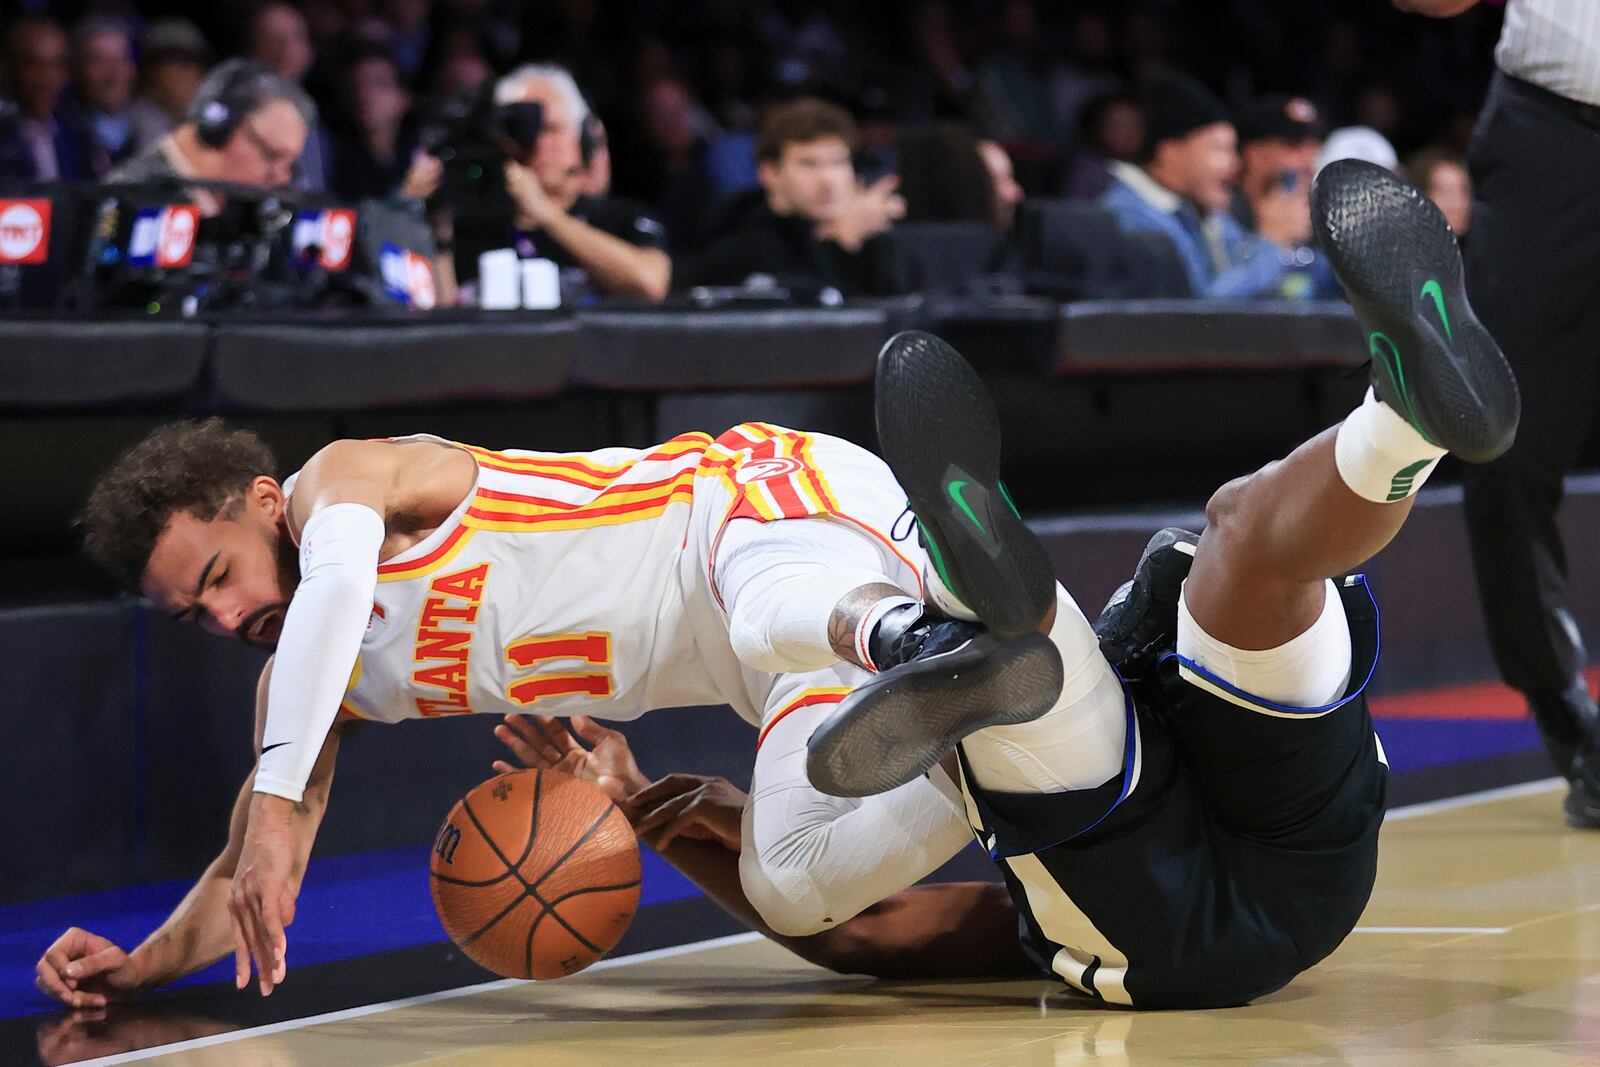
[429, 770, 641, 980]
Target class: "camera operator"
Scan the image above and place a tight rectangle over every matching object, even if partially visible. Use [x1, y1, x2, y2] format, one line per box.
[107, 58, 312, 215]
[445, 64, 670, 304]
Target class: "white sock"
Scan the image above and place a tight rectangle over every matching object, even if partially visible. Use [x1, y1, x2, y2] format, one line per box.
[1334, 387, 1448, 503]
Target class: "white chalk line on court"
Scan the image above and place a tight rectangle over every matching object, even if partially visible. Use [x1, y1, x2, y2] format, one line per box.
[1351, 926, 1510, 935]
[66, 775, 1569, 1066]
[69, 931, 764, 1067]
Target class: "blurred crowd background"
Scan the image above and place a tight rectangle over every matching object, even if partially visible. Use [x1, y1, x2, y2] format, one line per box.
[0, 0, 1500, 305]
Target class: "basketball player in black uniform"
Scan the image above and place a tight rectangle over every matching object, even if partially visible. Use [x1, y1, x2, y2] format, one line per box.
[496, 158, 1519, 1009]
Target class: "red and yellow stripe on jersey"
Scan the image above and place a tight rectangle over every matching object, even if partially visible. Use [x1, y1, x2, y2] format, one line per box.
[373, 425, 847, 586]
[757, 687, 854, 749]
[701, 423, 843, 522]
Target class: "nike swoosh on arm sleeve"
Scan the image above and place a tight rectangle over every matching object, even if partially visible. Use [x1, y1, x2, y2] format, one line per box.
[254, 503, 385, 802]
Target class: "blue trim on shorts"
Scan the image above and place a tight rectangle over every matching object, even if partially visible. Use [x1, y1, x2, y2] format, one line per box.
[1161, 574, 1380, 717]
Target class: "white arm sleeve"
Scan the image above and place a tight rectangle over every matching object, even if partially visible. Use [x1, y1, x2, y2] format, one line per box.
[254, 502, 385, 802]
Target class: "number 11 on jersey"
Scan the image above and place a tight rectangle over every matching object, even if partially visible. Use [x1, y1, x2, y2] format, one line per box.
[504, 632, 615, 707]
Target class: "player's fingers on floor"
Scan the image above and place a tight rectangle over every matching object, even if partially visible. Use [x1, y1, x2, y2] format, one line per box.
[72, 945, 125, 979]
[35, 961, 73, 1003]
[229, 910, 253, 989]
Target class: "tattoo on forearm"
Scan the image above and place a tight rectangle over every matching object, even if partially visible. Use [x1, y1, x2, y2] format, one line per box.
[829, 583, 907, 668]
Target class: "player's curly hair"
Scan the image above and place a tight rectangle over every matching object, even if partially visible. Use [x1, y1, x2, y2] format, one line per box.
[78, 418, 278, 589]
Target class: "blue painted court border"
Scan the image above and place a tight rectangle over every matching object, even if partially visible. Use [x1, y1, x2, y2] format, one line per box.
[0, 844, 701, 1020]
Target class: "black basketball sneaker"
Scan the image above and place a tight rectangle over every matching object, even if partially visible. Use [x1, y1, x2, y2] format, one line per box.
[805, 331, 1063, 799]
[1312, 158, 1519, 464]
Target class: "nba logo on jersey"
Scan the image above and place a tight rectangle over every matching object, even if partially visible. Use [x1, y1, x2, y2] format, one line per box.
[735, 457, 804, 484]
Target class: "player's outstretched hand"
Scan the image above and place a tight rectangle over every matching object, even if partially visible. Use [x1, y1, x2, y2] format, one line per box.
[228, 796, 299, 997]
[630, 774, 748, 852]
[35, 928, 143, 1009]
[493, 714, 651, 807]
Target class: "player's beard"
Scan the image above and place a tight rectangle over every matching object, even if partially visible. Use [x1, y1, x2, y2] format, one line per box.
[237, 526, 303, 649]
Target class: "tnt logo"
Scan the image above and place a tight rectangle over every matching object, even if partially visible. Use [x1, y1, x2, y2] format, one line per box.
[0, 200, 50, 264]
[434, 821, 463, 865]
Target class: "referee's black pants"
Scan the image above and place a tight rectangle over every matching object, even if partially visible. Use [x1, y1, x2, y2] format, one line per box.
[1462, 72, 1600, 771]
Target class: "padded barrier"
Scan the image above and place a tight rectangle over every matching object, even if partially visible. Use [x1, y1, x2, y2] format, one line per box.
[1055, 299, 1366, 374]
[209, 315, 577, 412]
[573, 308, 887, 390]
[0, 320, 208, 410]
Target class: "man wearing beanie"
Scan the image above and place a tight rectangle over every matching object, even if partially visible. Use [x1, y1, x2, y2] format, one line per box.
[1101, 73, 1311, 298]
[1230, 95, 1323, 233]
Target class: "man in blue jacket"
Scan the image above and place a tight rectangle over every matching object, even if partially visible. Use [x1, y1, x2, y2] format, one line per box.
[1101, 74, 1312, 299]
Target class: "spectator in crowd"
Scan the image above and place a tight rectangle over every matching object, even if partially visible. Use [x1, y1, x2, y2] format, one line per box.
[452, 64, 671, 303]
[327, 46, 440, 203]
[384, 0, 433, 81]
[1316, 125, 1399, 174]
[688, 97, 904, 296]
[895, 122, 997, 226]
[980, 139, 1024, 232]
[107, 59, 312, 215]
[631, 76, 721, 251]
[247, 2, 329, 192]
[1101, 73, 1310, 299]
[0, 14, 103, 181]
[1230, 95, 1323, 233]
[69, 17, 137, 169]
[124, 19, 211, 151]
[1063, 91, 1142, 200]
[1406, 148, 1471, 238]
[420, 24, 494, 102]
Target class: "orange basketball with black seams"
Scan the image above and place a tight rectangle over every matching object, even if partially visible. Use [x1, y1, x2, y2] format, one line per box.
[429, 769, 642, 980]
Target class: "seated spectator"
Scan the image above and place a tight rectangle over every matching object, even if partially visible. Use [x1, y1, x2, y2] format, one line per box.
[980, 139, 1025, 233]
[895, 122, 996, 225]
[1063, 91, 1143, 201]
[452, 64, 671, 303]
[1407, 149, 1471, 239]
[688, 97, 903, 296]
[1316, 126, 1399, 175]
[327, 47, 439, 203]
[1230, 95, 1322, 233]
[107, 59, 313, 215]
[247, 2, 328, 192]
[125, 20, 211, 152]
[631, 76, 721, 252]
[1101, 74, 1308, 299]
[0, 15, 104, 181]
[70, 17, 138, 170]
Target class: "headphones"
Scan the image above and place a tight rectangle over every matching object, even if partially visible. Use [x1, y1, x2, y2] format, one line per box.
[190, 59, 276, 149]
[579, 112, 603, 169]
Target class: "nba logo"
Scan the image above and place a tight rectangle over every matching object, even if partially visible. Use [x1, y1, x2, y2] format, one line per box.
[129, 205, 199, 268]
[293, 209, 357, 271]
[380, 242, 437, 309]
[0, 199, 50, 264]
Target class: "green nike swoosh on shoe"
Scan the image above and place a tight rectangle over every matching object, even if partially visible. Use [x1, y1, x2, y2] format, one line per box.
[1420, 278, 1453, 342]
[947, 479, 985, 534]
[1367, 330, 1438, 447]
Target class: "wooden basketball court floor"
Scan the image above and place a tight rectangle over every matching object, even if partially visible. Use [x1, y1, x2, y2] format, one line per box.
[62, 777, 1600, 1067]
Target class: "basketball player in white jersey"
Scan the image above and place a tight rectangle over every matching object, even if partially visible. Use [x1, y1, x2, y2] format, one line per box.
[38, 160, 1516, 1009]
